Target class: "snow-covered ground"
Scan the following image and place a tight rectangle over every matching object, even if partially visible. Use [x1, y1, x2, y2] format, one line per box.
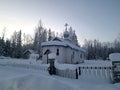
[0, 58, 120, 90]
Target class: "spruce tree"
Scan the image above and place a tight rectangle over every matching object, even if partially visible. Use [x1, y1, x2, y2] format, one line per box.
[16, 30, 22, 58]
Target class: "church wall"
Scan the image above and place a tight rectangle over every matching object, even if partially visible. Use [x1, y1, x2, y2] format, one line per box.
[57, 46, 66, 63]
[42, 46, 66, 64]
[73, 50, 79, 63]
[42, 46, 56, 63]
[79, 51, 85, 63]
[66, 47, 74, 64]
[75, 51, 83, 63]
[42, 45, 85, 64]
[66, 48, 85, 64]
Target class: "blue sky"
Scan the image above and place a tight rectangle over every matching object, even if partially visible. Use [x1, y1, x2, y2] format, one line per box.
[0, 0, 120, 45]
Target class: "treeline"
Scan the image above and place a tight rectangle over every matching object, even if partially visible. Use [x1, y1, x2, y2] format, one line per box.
[0, 20, 57, 58]
[0, 20, 120, 60]
[0, 30, 22, 58]
[83, 36, 120, 60]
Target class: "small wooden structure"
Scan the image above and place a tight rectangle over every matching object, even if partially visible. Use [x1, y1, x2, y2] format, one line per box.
[48, 53, 56, 75]
[23, 50, 34, 59]
[112, 61, 120, 83]
[44, 49, 51, 64]
[23, 49, 38, 59]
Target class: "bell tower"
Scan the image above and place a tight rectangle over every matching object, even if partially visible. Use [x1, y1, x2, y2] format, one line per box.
[63, 23, 69, 39]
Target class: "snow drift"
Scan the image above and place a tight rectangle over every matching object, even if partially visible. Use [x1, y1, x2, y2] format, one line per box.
[0, 74, 75, 90]
[109, 53, 120, 61]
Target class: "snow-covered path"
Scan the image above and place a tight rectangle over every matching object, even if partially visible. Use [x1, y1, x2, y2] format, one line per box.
[0, 65, 120, 90]
[0, 66, 75, 90]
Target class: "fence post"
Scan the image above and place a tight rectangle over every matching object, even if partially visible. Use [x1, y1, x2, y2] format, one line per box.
[79, 67, 81, 75]
[76, 68, 78, 79]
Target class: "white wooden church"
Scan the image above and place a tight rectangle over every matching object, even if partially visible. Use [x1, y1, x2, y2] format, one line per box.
[41, 25, 86, 64]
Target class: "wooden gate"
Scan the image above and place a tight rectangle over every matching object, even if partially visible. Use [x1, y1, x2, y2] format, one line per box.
[112, 61, 120, 83]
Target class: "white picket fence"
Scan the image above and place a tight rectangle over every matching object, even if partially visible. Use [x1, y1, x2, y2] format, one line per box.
[78, 66, 113, 81]
[56, 68, 77, 79]
[0, 62, 48, 72]
[10, 64, 48, 72]
[55, 66, 113, 82]
[0, 60, 114, 82]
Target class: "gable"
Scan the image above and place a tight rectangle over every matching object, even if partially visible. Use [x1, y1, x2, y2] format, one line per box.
[23, 49, 35, 55]
[52, 37, 62, 42]
[44, 49, 51, 55]
[24, 51, 31, 55]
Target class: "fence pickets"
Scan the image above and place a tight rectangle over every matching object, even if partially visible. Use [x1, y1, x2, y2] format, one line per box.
[56, 68, 76, 79]
[55, 66, 113, 82]
[1, 60, 120, 83]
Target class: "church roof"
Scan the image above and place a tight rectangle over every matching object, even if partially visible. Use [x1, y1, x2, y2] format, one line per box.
[42, 41, 67, 46]
[41, 37, 85, 52]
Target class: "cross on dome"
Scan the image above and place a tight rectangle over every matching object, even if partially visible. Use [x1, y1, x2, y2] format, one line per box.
[64, 23, 68, 31]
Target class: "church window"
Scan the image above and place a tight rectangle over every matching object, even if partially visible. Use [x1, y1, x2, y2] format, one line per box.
[56, 49, 59, 56]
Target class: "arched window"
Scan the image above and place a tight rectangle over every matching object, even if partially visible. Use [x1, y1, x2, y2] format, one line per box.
[56, 49, 59, 56]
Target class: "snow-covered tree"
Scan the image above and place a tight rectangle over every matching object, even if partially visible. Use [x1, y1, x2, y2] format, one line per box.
[48, 28, 52, 41]
[10, 31, 17, 58]
[10, 30, 22, 58]
[42, 29, 47, 42]
[16, 30, 22, 58]
[4, 39, 11, 57]
[0, 38, 5, 56]
[33, 20, 46, 58]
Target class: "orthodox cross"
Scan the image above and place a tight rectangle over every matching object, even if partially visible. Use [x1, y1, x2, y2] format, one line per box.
[64, 23, 68, 31]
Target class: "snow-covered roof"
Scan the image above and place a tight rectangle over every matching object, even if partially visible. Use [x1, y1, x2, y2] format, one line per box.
[41, 41, 67, 47]
[23, 49, 36, 54]
[48, 53, 56, 60]
[42, 37, 85, 52]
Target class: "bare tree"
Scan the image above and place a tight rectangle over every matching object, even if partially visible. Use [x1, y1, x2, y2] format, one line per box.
[33, 20, 45, 58]
[48, 28, 52, 41]
[1, 27, 6, 40]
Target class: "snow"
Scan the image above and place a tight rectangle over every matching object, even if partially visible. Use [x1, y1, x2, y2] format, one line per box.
[29, 54, 39, 60]
[48, 53, 56, 60]
[0, 59, 49, 71]
[0, 58, 119, 90]
[79, 60, 112, 67]
[109, 53, 120, 61]
[41, 41, 67, 47]
[55, 60, 77, 70]
[55, 60, 112, 70]
[0, 56, 11, 59]
[1, 75, 74, 90]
